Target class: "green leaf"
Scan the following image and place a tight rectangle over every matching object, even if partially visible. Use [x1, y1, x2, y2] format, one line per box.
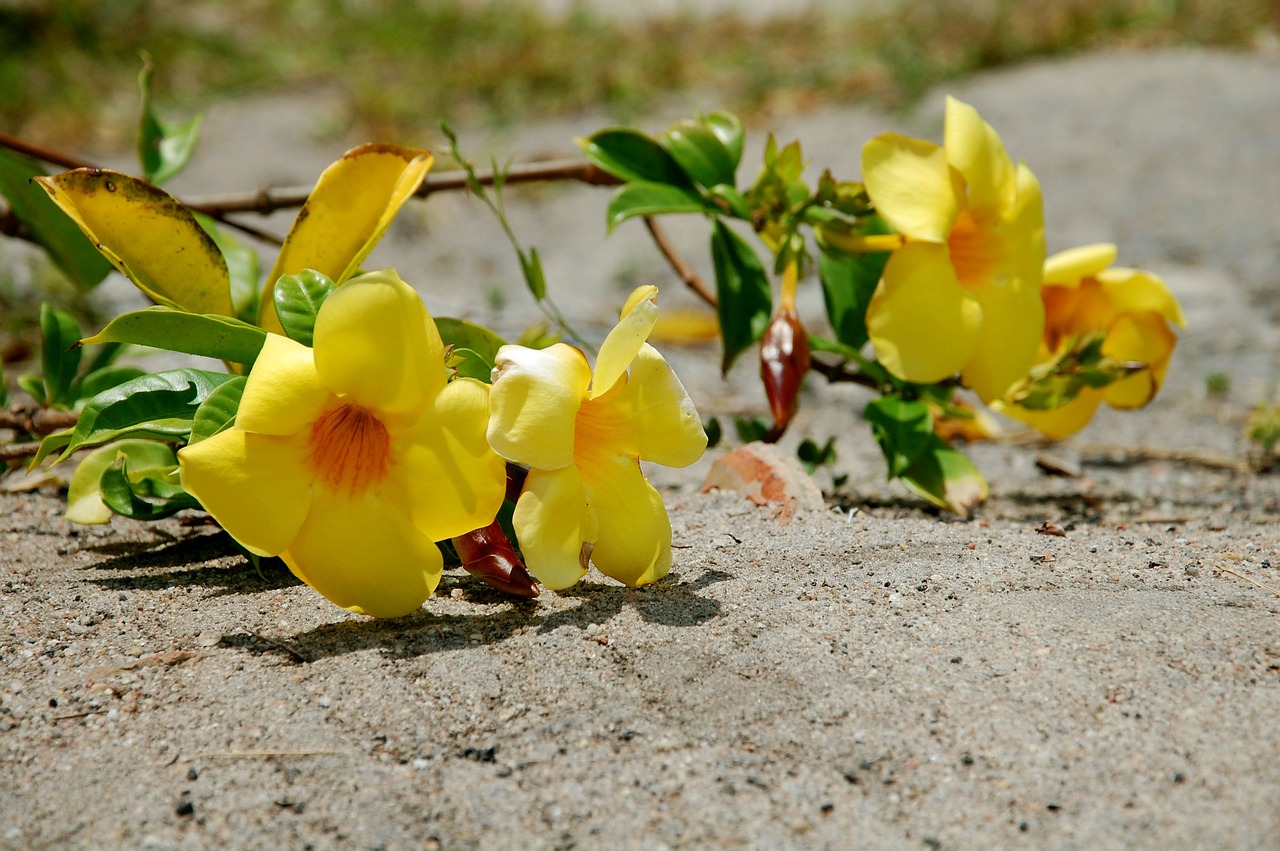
[705, 111, 745, 171]
[703, 416, 723, 449]
[18, 373, 46, 405]
[863, 396, 934, 478]
[195, 214, 261, 322]
[797, 436, 837, 474]
[75, 366, 148, 403]
[28, 428, 70, 468]
[898, 436, 989, 518]
[79, 307, 266, 365]
[272, 269, 335, 347]
[98, 442, 199, 520]
[39, 304, 83, 408]
[0, 150, 113, 291]
[189, 376, 246, 445]
[65, 438, 174, 524]
[137, 56, 203, 185]
[660, 118, 738, 189]
[53, 368, 236, 463]
[521, 246, 547, 301]
[450, 348, 494, 382]
[579, 128, 691, 186]
[606, 181, 709, 230]
[819, 247, 886, 352]
[733, 416, 770, 444]
[435, 317, 506, 363]
[710, 219, 772, 373]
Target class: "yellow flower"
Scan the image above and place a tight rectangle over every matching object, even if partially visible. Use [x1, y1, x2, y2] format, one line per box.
[177, 270, 506, 618]
[1004, 243, 1187, 438]
[862, 96, 1046, 401]
[486, 286, 707, 590]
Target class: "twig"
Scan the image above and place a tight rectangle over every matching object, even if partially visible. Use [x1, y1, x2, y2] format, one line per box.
[0, 443, 41, 461]
[250, 632, 310, 663]
[1215, 565, 1280, 599]
[808, 356, 881, 390]
[643, 216, 717, 308]
[0, 131, 94, 171]
[184, 158, 622, 216]
[1073, 443, 1250, 474]
[1, 407, 79, 436]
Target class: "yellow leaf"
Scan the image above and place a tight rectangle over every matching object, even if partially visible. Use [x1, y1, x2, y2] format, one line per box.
[259, 143, 434, 331]
[35, 169, 232, 316]
[648, 307, 721, 344]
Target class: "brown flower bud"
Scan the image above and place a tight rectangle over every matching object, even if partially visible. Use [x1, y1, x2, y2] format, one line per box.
[451, 520, 540, 598]
[759, 305, 810, 440]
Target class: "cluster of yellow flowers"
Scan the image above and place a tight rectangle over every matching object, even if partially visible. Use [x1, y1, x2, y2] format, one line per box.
[178, 274, 707, 618]
[861, 97, 1185, 433]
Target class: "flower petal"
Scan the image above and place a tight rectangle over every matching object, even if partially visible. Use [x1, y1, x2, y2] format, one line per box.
[281, 489, 443, 618]
[512, 466, 596, 590]
[1098, 268, 1187, 328]
[867, 243, 981, 384]
[608, 343, 706, 468]
[177, 428, 312, 556]
[944, 96, 1016, 215]
[313, 269, 446, 425]
[1102, 313, 1177, 408]
[393, 378, 507, 542]
[1044, 243, 1117, 287]
[591, 287, 659, 399]
[488, 343, 590, 470]
[235, 334, 332, 436]
[961, 277, 1045, 403]
[579, 452, 672, 587]
[999, 390, 1103, 440]
[862, 132, 959, 243]
[1001, 163, 1047, 287]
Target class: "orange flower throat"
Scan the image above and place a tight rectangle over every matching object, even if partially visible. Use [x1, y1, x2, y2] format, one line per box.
[308, 404, 392, 494]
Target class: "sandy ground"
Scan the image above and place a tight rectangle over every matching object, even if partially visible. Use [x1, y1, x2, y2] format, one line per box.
[3, 47, 1280, 849]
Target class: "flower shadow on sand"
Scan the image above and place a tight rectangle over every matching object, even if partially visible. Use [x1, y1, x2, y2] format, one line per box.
[82, 532, 302, 595]
[263, 569, 731, 663]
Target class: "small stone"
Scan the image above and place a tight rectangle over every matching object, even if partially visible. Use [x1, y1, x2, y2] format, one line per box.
[450, 588, 464, 599]
[195, 632, 221, 647]
[175, 797, 194, 817]
[702, 442, 825, 523]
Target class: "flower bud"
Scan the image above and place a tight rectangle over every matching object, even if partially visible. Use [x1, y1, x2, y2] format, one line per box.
[759, 305, 810, 439]
[451, 520, 541, 598]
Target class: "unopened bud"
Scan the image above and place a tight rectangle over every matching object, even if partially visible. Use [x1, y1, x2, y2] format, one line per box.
[452, 520, 540, 598]
[759, 306, 810, 440]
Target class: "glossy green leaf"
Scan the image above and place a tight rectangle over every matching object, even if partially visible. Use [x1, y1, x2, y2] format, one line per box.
[39, 304, 82, 408]
[579, 128, 690, 186]
[705, 111, 745, 170]
[436, 317, 506, 366]
[819, 247, 886, 352]
[899, 436, 989, 518]
[0, 151, 113, 291]
[137, 57, 203, 185]
[35, 169, 233, 316]
[189, 376, 246, 445]
[450, 348, 494, 382]
[863, 396, 934, 478]
[661, 118, 738, 189]
[272, 269, 335, 347]
[52, 368, 236, 463]
[75, 366, 148, 403]
[28, 428, 70, 469]
[606, 181, 709, 230]
[79, 307, 266, 365]
[65, 438, 171, 524]
[709, 219, 772, 373]
[99, 442, 199, 520]
[18, 374, 46, 405]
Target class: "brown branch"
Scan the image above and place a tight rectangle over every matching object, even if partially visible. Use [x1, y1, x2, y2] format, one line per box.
[642, 216, 717, 308]
[0, 132, 95, 171]
[1, 407, 79, 436]
[184, 159, 623, 217]
[1, 442, 41, 461]
[808, 356, 881, 390]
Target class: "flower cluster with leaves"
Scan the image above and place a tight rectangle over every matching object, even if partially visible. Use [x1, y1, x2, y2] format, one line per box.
[0, 71, 1187, 617]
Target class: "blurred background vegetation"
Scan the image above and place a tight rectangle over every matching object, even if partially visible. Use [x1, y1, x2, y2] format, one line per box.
[3, 0, 1277, 149]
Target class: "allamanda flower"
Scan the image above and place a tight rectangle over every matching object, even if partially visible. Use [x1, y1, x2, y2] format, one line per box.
[178, 269, 507, 618]
[862, 96, 1046, 402]
[486, 286, 707, 590]
[1002, 243, 1186, 438]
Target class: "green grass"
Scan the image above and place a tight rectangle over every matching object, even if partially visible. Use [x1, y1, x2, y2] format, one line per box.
[2, 0, 1277, 148]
